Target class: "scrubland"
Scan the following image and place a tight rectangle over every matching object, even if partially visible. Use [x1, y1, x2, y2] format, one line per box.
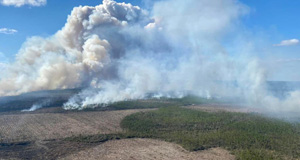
[0, 96, 299, 160]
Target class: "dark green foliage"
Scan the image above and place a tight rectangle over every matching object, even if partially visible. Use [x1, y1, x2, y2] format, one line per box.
[121, 107, 300, 159]
[167, 95, 216, 106]
[108, 100, 180, 110]
[107, 95, 214, 110]
[0, 89, 81, 112]
[84, 96, 213, 111]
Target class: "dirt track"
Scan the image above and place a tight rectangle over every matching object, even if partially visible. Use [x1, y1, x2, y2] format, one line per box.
[0, 109, 153, 143]
[61, 138, 235, 160]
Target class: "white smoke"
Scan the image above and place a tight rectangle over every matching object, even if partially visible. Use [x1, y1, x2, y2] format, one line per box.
[21, 99, 51, 112]
[1, 0, 300, 116]
[0, 0, 149, 96]
[21, 104, 42, 112]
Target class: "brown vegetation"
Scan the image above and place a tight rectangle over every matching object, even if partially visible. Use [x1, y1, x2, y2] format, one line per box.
[61, 138, 235, 160]
[0, 109, 153, 143]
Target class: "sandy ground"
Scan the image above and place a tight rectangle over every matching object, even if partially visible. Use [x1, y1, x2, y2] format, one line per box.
[61, 138, 235, 160]
[0, 109, 153, 142]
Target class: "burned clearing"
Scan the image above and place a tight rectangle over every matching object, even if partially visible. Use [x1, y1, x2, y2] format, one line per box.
[62, 138, 235, 160]
[0, 107, 155, 160]
[0, 109, 154, 143]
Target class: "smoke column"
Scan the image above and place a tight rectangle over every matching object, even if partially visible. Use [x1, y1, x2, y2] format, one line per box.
[0, 0, 299, 116]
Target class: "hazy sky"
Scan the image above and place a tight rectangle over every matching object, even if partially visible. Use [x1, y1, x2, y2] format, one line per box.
[0, 0, 299, 81]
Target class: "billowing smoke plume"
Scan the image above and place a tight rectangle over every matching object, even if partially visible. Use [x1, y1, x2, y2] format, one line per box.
[0, 0, 149, 96]
[0, 0, 299, 116]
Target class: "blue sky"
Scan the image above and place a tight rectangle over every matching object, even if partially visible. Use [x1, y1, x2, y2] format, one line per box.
[0, 0, 299, 80]
[242, 0, 300, 38]
[0, 0, 142, 59]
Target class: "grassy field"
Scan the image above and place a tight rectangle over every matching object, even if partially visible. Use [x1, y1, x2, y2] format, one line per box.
[120, 107, 300, 159]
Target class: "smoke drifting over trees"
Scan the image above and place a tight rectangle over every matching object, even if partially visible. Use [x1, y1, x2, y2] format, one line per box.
[0, 0, 299, 115]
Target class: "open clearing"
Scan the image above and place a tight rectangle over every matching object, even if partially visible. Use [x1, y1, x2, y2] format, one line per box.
[61, 138, 234, 160]
[0, 108, 153, 142]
